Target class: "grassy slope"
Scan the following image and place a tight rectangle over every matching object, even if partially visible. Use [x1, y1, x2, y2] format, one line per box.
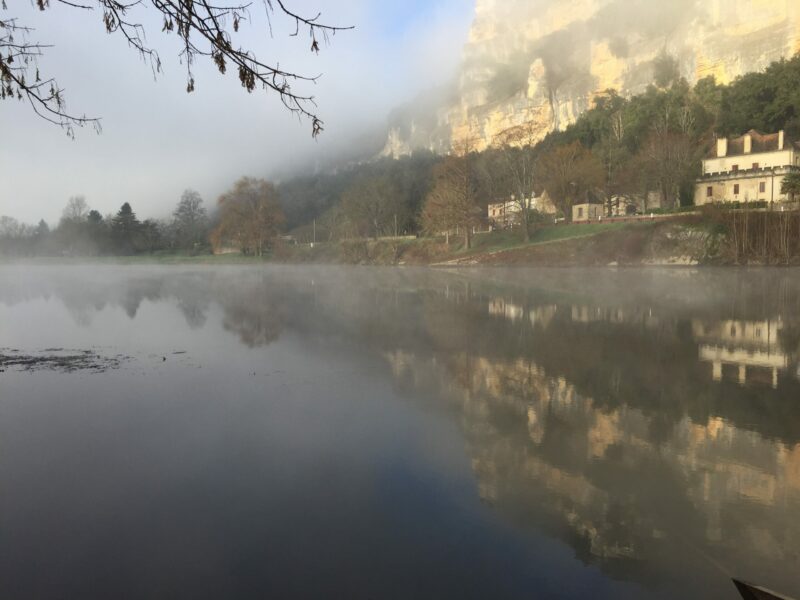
[458, 219, 714, 266]
[477, 222, 629, 249]
[432, 222, 640, 264]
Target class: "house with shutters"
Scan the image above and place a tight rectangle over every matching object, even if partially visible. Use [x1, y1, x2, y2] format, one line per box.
[694, 130, 800, 205]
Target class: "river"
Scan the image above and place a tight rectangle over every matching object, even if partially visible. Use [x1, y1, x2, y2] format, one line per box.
[1, 265, 798, 599]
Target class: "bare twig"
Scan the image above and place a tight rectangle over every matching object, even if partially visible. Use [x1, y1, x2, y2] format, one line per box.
[0, 1, 352, 137]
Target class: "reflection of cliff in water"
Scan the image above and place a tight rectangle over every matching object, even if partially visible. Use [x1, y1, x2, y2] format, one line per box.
[3, 266, 800, 593]
[370, 272, 800, 592]
[386, 348, 800, 584]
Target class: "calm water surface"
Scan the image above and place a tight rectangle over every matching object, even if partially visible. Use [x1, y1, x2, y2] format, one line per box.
[1, 265, 799, 599]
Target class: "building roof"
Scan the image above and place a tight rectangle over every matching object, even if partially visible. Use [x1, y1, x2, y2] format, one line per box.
[707, 129, 800, 158]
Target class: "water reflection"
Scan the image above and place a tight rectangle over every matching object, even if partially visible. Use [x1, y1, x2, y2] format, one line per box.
[2, 266, 800, 598]
[693, 319, 793, 388]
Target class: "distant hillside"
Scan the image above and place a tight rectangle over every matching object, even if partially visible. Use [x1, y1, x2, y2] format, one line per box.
[382, 0, 800, 157]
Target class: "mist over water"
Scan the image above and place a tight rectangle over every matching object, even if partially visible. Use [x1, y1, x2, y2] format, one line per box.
[1, 265, 800, 599]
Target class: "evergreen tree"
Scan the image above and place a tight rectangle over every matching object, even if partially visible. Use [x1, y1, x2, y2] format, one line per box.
[781, 172, 800, 202]
[111, 202, 141, 254]
[35, 219, 50, 237]
[87, 210, 103, 225]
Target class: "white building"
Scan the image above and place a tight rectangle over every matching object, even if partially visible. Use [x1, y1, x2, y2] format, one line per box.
[572, 203, 604, 223]
[487, 193, 556, 227]
[695, 130, 800, 205]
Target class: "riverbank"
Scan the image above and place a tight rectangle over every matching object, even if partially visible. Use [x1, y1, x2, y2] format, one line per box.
[280, 218, 722, 267]
[4, 215, 795, 267]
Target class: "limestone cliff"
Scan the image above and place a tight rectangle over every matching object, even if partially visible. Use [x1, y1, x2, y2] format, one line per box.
[382, 0, 800, 157]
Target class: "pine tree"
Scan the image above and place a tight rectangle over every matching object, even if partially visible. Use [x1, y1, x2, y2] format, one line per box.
[111, 202, 141, 254]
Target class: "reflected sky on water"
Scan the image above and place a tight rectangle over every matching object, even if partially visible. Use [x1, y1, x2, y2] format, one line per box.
[1, 265, 799, 599]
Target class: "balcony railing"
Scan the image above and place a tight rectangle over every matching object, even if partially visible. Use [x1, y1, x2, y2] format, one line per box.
[699, 165, 800, 179]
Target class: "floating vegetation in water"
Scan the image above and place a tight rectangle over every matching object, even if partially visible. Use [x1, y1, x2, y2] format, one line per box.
[0, 348, 129, 373]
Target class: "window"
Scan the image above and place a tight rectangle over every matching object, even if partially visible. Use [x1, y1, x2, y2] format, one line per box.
[578, 207, 584, 218]
[734, 184, 740, 195]
[759, 182, 766, 194]
[752, 163, 759, 170]
[707, 186, 713, 198]
[732, 164, 739, 173]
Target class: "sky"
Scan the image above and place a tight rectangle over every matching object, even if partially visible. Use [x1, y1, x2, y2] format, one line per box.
[0, 0, 474, 224]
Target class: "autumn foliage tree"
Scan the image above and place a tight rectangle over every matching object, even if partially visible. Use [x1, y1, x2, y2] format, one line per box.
[493, 123, 539, 241]
[641, 133, 694, 208]
[341, 175, 402, 240]
[538, 141, 604, 221]
[421, 146, 482, 248]
[211, 177, 285, 256]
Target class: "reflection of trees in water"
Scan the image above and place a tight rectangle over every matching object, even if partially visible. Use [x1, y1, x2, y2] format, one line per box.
[0, 270, 285, 346]
[120, 279, 164, 318]
[779, 324, 800, 359]
[168, 274, 290, 347]
[220, 298, 284, 348]
[212, 274, 292, 348]
[0, 272, 167, 321]
[176, 296, 209, 330]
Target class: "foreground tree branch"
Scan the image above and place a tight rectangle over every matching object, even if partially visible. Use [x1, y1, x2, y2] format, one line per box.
[0, 1, 352, 137]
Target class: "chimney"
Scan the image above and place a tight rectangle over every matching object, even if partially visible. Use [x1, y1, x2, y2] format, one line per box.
[779, 130, 785, 150]
[743, 134, 752, 154]
[717, 137, 728, 158]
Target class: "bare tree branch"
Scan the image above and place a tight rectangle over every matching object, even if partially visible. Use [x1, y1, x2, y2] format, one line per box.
[0, 1, 352, 137]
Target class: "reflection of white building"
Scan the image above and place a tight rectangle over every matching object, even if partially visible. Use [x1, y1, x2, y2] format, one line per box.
[693, 319, 791, 388]
[570, 305, 661, 328]
[488, 299, 558, 329]
[571, 305, 627, 324]
[488, 298, 524, 322]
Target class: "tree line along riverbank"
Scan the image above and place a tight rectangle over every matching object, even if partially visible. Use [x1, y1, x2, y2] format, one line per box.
[7, 210, 798, 268]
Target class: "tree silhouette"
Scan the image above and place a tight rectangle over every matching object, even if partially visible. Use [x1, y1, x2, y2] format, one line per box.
[211, 177, 285, 256]
[421, 143, 482, 248]
[110, 202, 141, 254]
[538, 141, 604, 220]
[781, 172, 800, 202]
[172, 189, 208, 251]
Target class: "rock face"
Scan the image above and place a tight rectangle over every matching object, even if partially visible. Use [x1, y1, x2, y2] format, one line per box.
[382, 0, 800, 157]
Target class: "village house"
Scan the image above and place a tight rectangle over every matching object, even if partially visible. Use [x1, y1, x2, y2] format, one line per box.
[487, 193, 556, 228]
[695, 129, 800, 205]
[572, 202, 603, 222]
[605, 192, 662, 216]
